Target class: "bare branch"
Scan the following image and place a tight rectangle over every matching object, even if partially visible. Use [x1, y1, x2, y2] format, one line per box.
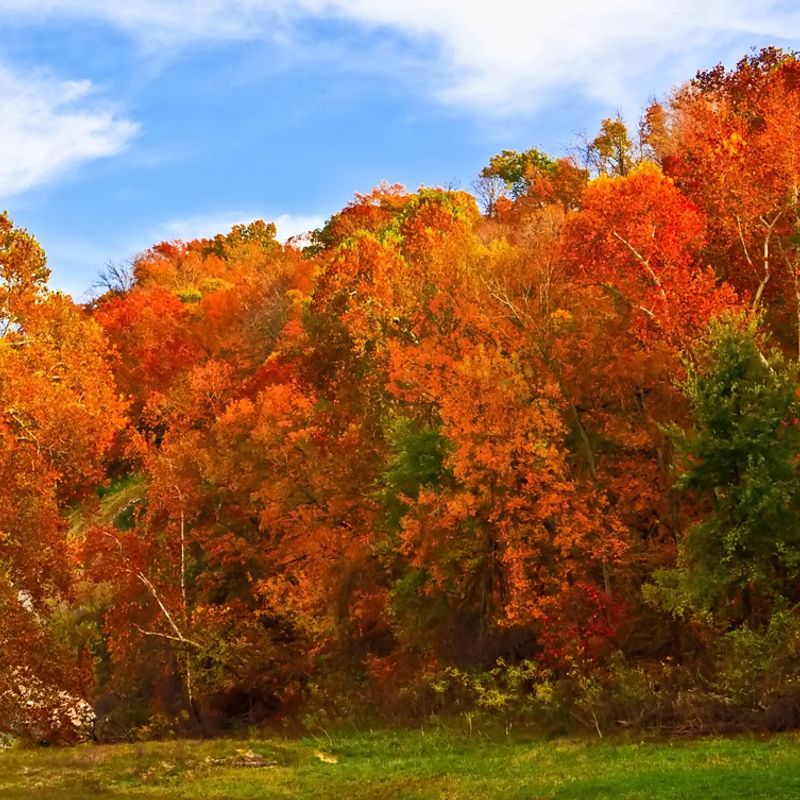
[611, 230, 667, 304]
[133, 625, 201, 650]
[91, 260, 135, 297]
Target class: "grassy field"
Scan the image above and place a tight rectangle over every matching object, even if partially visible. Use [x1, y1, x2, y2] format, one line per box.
[2, 729, 800, 799]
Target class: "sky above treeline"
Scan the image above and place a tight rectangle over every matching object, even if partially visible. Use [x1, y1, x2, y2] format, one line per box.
[1, 1, 799, 298]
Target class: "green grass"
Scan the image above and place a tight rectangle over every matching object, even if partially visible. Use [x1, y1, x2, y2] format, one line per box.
[3, 730, 800, 799]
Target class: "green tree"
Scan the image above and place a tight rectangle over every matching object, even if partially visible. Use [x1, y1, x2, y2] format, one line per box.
[380, 417, 451, 533]
[669, 314, 800, 623]
[478, 148, 555, 206]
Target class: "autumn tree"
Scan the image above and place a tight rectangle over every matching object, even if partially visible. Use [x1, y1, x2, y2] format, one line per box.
[584, 114, 635, 177]
[11, 46, 799, 734]
[0, 214, 124, 738]
[659, 48, 800, 355]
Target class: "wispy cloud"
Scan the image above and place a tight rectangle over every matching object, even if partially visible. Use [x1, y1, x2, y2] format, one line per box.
[317, 1, 786, 112]
[1, 1, 797, 199]
[1, 1, 798, 116]
[0, 63, 137, 199]
[0, 1, 300, 49]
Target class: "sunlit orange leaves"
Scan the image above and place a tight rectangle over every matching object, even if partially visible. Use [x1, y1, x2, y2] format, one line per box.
[564, 163, 738, 345]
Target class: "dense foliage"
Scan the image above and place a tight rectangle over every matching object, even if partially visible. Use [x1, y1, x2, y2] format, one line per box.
[5, 48, 800, 741]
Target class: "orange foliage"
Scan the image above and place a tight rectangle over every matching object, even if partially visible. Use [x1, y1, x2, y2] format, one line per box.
[8, 52, 800, 733]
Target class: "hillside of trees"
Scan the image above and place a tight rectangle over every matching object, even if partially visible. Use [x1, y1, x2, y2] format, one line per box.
[5, 48, 800, 742]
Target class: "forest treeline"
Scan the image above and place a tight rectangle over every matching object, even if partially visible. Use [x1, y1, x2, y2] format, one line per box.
[4, 48, 800, 741]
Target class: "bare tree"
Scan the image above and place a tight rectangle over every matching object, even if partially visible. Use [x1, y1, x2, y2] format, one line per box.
[91, 259, 136, 297]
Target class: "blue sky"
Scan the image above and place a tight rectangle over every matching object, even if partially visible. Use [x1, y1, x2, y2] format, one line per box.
[1, 1, 799, 299]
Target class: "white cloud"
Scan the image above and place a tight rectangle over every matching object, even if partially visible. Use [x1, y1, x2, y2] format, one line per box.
[1, 1, 799, 115]
[318, 0, 800, 114]
[157, 211, 326, 244]
[158, 212, 261, 243]
[271, 213, 328, 242]
[41, 211, 327, 300]
[0, 63, 137, 199]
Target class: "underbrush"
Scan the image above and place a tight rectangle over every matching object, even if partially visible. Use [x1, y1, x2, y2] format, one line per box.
[293, 609, 800, 741]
